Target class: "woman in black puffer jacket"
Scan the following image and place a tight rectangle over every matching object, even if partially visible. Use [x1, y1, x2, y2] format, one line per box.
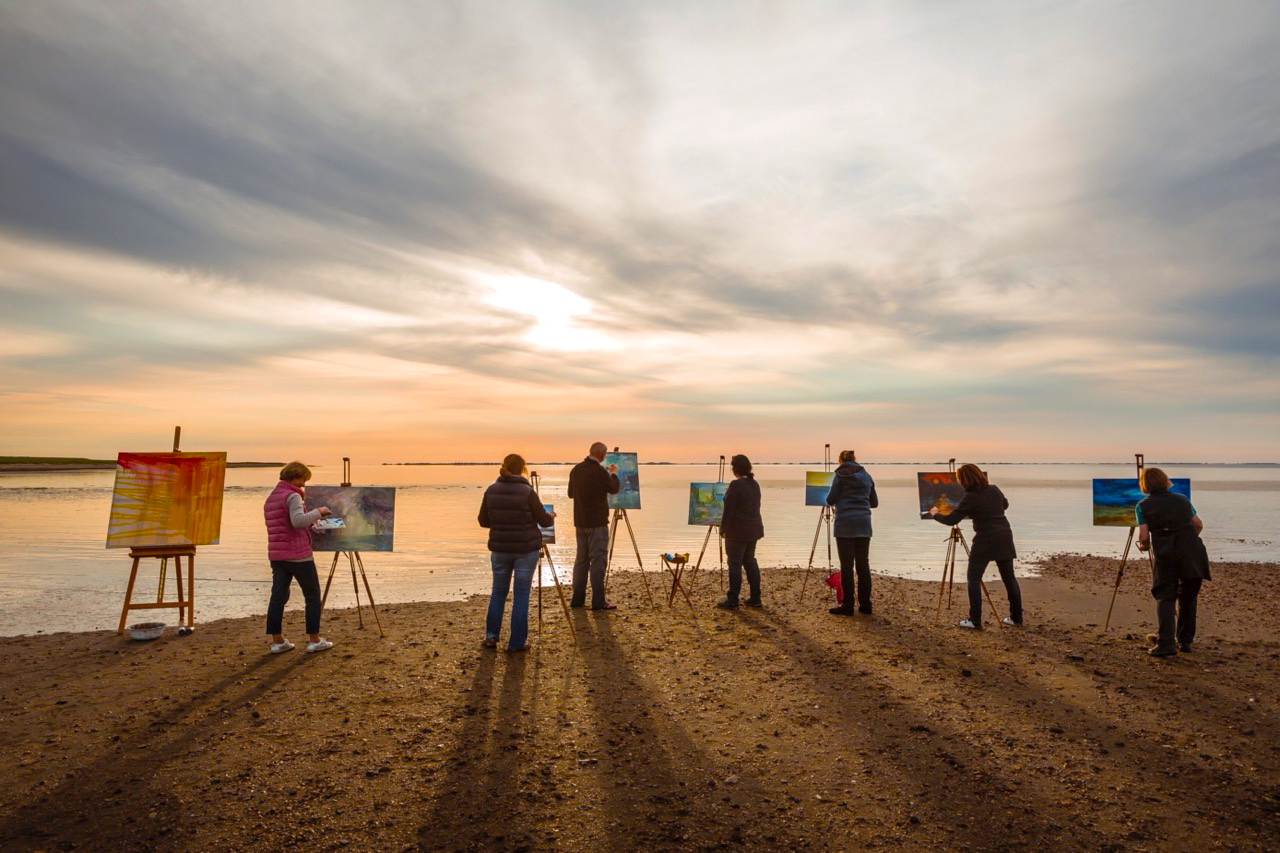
[478, 453, 555, 651]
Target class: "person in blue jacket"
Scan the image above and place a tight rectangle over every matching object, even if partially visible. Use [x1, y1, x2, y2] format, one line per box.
[825, 449, 878, 615]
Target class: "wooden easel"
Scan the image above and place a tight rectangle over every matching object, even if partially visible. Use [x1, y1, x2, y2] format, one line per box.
[687, 455, 727, 593]
[933, 458, 1000, 624]
[116, 427, 197, 634]
[799, 443, 834, 602]
[531, 472, 577, 645]
[604, 449, 656, 607]
[1104, 452, 1156, 632]
[319, 457, 385, 637]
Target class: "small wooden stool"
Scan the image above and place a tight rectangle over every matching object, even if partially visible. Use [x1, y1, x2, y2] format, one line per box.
[118, 545, 196, 634]
[661, 552, 694, 609]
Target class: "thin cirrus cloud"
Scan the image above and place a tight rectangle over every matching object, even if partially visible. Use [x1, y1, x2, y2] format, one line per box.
[0, 0, 1277, 462]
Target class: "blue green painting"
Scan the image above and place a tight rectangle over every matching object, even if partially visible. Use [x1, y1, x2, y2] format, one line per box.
[306, 486, 396, 551]
[539, 503, 555, 544]
[688, 482, 728, 525]
[1092, 478, 1192, 527]
[605, 451, 640, 510]
[805, 471, 834, 506]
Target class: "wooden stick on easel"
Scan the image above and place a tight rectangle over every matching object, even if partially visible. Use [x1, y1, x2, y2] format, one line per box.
[799, 443, 834, 602]
[1104, 453, 1155, 632]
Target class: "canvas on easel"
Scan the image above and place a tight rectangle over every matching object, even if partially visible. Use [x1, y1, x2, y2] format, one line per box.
[799, 444, 835, 602]
[603, 450, 654, 606]
[308, 459, 386, 637]
[109, 429, 224, 633]
[686, 456, 729, 591]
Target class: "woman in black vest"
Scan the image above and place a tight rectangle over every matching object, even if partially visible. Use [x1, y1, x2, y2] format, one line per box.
[929, 463, 1023, 629]
[1137, 467, 1210, 656]
[717, 454, 764, 609]
[478, 453, 555, 651]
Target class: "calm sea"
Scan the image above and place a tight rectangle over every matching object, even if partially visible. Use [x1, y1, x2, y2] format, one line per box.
[0, 463, 1275, 636]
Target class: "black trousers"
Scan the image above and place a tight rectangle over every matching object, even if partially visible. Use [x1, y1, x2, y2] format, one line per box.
[266, 559, 322, 635]
[1152, 575, 1202, 649]
[724, 538, 761, 603]
[835, 536, 872, 612]
[967, 558, 1022, 627]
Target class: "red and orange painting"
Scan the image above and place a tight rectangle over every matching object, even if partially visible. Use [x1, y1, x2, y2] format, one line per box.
[105, 452, 227, 547]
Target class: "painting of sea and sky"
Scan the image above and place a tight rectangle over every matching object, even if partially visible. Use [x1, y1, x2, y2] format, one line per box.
[1092, 478, 1193, 527]
[917, 472, 966, 519]
[605, 451, 640, 510]
[306, 486, 396, 551]
[539, 504, 555, 544]
[105, 451, 227, 548]
[805, 471, 834, 506]
[688, 482, 728, 526]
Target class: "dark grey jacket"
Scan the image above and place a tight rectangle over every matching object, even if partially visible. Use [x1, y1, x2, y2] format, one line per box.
[720, 475, 764, 542]
[932, 484, 1016, 563]
[478, 474, 553, 554]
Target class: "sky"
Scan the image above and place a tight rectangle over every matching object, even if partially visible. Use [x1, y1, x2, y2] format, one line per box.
[1, 0, 1277, 463]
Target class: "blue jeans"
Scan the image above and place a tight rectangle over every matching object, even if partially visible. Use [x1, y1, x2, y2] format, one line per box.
[485, 550, 540, 650]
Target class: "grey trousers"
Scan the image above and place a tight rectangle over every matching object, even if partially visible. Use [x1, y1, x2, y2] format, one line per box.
[571, 526, 609, 609]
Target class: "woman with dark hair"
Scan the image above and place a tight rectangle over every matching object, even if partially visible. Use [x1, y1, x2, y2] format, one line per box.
[929, 463, 1022, 629]
[717, 454, 764, 610]
[1137, 466, 1210, 657]
[825, 449, 878, 615]
[478, 453, 555, 651]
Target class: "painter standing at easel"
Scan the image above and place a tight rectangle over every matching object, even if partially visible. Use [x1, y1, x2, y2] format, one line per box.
[568, 442, 620, 610]
[1137, 467, 1210, 657]
[263, 461, 334, 653]
[929, 464, 1023, 630]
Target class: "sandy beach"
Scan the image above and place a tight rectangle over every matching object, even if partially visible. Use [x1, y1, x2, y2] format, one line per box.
[1, 555, 1277, 852]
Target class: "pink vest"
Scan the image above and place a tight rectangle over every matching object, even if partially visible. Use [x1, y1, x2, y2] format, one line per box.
[264, 481, 312, 560]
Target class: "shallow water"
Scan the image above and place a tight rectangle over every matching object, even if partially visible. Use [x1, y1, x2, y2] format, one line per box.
[0, 463, 1274, 636]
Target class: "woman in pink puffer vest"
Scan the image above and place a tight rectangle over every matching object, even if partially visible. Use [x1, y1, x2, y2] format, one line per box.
[263, 461, 334, 654]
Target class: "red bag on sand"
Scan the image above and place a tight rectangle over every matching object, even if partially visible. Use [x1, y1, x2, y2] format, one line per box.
[825, 571, 843, 605]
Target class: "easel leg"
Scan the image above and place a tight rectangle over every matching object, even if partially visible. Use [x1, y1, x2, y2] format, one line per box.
[621, 511, 655, 607]
[934, 533, 954, 623]
[543, 547, 577, 645]
[605, 510, 621, 582]
[718, 533, 725, 591]
[321, 552, 340, 611]
[354, 553, 384, 638]
[690, 525, 715, 592]
[1104, 527, 1135, 632]
[186, 551, 195, 627]
[157, 557, 167, 603]
[118, 556, 141, 634]
[537, 554, 544, 634]
[174, 555, 186, 626]
[801, 508, 825, 602]
[348, 552, 365, 629]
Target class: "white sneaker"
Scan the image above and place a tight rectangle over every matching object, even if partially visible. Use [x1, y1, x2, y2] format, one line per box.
[305, 638, 334, 653]
[270, 640, 295, 654]
[1002, 616, 1023, 627]
[958, 619, 980, 630]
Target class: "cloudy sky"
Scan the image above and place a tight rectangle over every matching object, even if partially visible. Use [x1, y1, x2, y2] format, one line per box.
[1, 0, 1277, 462]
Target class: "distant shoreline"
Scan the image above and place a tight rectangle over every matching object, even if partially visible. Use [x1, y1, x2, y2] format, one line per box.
[384, 460, 1280, 467]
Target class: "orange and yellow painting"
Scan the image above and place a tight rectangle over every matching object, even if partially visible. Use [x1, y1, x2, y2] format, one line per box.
[917, 471, 965, 519]
[105, 452, 227, 548]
